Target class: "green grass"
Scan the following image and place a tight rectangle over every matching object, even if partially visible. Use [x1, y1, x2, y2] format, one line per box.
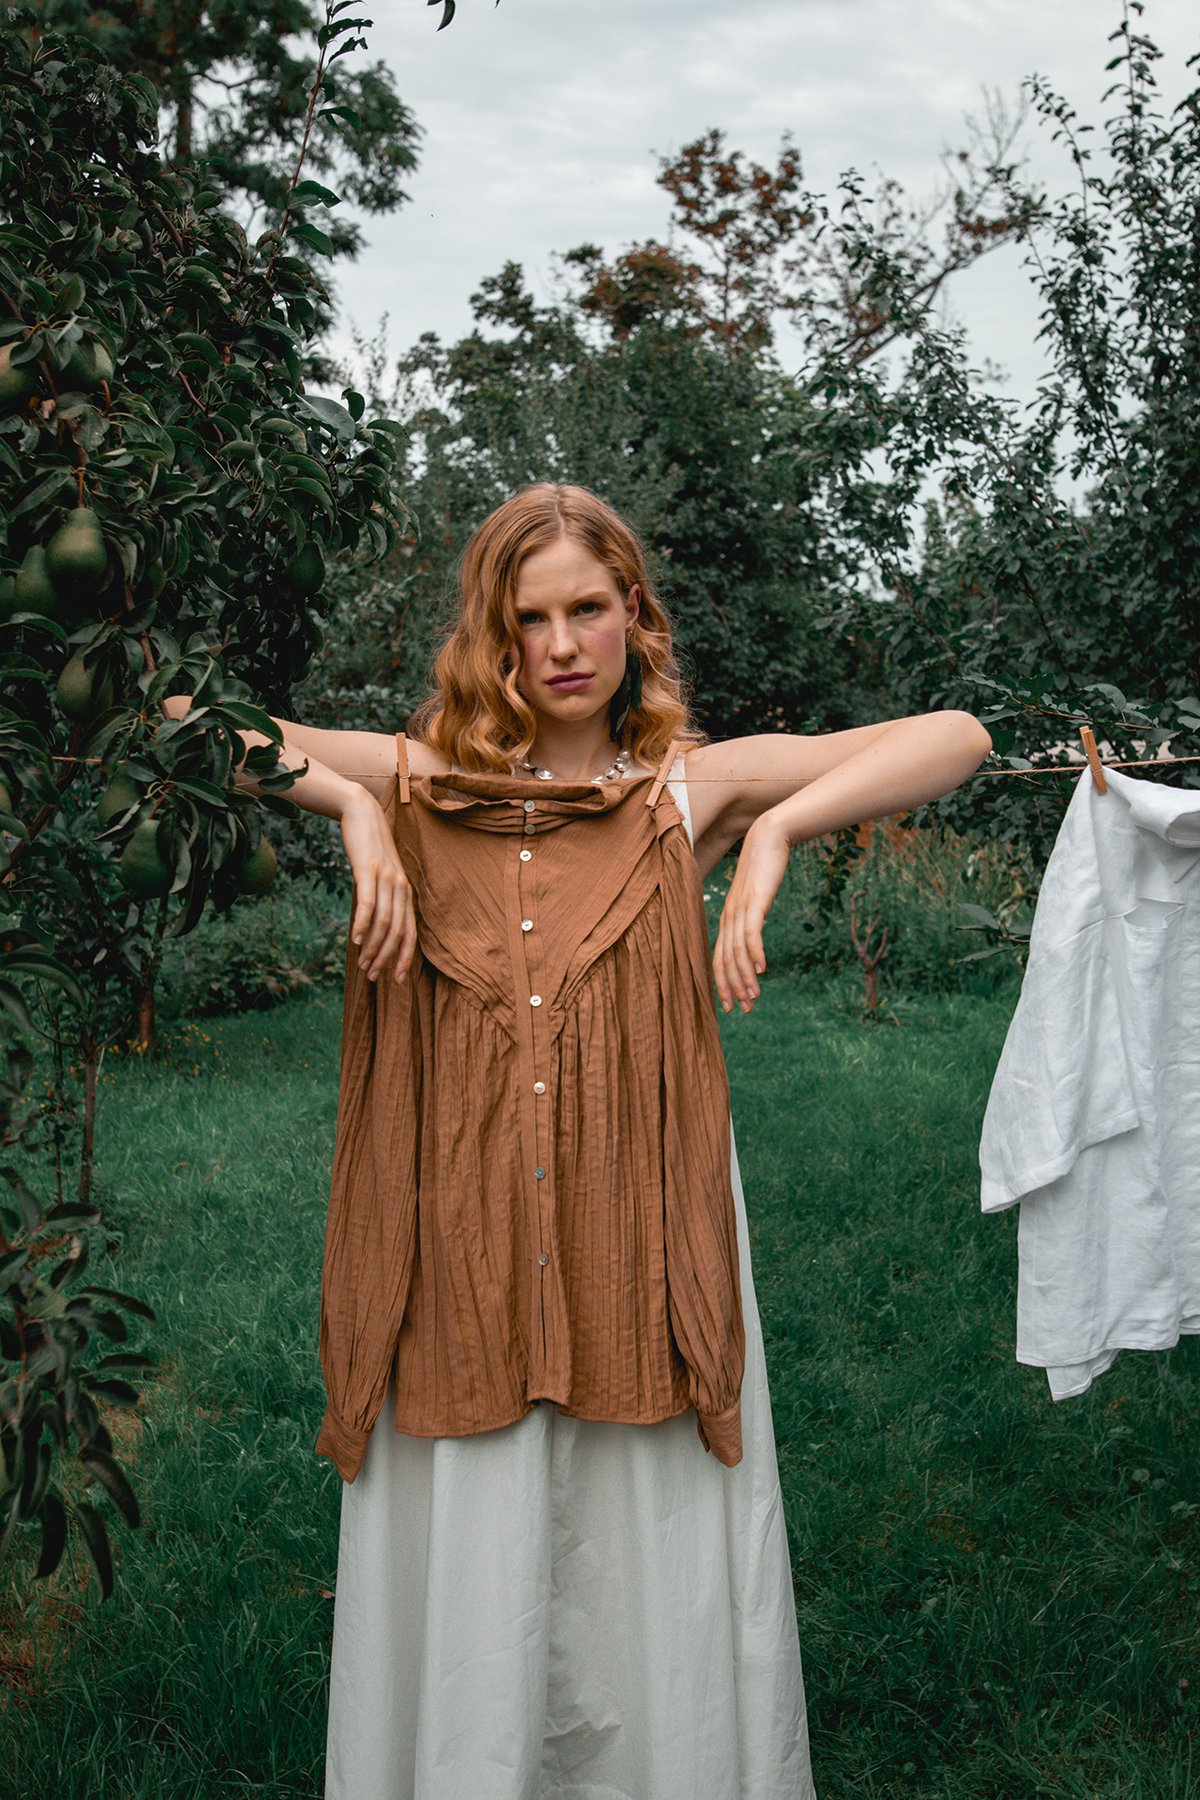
[720, 976, 1200, 1799]
[4, 979, 1200, 1798]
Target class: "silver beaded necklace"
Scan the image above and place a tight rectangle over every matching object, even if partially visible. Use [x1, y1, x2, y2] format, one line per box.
[518, 747, 632, 785]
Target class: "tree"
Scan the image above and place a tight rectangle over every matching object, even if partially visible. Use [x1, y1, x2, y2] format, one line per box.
[0, 4, 405, 1595]
[569, 119, 1036, 361]
[22, 0, 421, 259]
[791, 5, 1200, 859]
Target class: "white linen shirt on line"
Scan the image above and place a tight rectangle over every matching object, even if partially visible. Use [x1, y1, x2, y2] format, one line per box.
[980, 768, 1200, 1399]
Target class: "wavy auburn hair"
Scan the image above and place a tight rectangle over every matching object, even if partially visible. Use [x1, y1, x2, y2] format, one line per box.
[410, 484, 703, 773]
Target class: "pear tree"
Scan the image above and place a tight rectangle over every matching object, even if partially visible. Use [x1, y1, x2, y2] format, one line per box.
[0, 4, 408, 1597]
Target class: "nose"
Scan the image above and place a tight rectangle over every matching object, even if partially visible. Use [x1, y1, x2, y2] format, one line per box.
[547, 615, 577, 661]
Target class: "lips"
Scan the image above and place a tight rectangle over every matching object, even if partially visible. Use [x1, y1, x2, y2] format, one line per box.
[545, 674, 594, 692]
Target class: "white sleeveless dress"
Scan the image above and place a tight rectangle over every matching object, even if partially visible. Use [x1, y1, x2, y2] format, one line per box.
[325, 767, 816, 1800]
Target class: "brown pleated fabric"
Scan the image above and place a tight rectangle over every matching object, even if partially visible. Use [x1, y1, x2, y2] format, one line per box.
[315, 768, 745, 1482]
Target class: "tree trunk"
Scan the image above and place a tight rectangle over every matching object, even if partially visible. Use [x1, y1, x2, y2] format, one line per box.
[174, 81, 193, 164]
[137, 976, 157, 1054]
[78, 1035, 97, 1209]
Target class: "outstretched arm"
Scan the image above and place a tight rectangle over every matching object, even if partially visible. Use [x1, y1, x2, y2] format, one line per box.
[160, 702, 446, 982]
[690, 712, 992, 1014]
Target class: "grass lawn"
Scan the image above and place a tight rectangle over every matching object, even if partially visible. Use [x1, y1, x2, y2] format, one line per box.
[3, 977, 1199, 1797]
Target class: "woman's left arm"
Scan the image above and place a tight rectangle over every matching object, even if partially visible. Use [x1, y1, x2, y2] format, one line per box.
[692, 712, 993, 1014]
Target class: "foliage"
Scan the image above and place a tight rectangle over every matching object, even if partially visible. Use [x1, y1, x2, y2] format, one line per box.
[21, 0, 421, 264]
[795, 8, 1200, 859]
[0, 938, 153, 1603]
[158, 881, 346, 1017]
[704, 822, 1031, 1009]
[0, 3, 404, 1593]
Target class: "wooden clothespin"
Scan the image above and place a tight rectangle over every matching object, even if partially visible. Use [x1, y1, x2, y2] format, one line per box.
[1079, 726, 1107, 795]
[646, 740, 681, 807]
[395, 731, 411, 805]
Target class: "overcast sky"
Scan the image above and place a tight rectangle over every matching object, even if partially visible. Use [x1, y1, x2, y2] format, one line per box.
[325, 0, 1199, 402]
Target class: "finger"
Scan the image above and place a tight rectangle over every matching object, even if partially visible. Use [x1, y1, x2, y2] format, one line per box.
[367, 871, 415, 979]
[729, 930, 760, 1012]
[713, 905, 740, 1013]
[351, 876, 378, 959]
[361, 878, 401, 976]
[393, 890, 419, 981]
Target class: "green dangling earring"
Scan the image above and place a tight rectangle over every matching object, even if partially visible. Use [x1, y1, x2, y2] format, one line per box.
[609, 644, 643, 741]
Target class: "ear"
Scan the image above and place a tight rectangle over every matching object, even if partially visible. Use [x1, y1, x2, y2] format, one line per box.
[625, 584, 642, 629]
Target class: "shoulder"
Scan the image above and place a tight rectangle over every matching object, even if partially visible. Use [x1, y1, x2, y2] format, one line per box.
[684, 726, 895, 863]
[270, 721, 451, 799]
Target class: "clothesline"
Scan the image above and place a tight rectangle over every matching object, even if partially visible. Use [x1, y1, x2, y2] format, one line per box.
[973, 753, 1200, 780]
[50, 753, 1200, 782]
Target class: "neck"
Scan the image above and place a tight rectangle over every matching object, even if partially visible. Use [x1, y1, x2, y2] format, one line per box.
[527, 717, 618, 782]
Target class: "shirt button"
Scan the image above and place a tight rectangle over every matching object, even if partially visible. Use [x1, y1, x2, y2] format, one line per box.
[523, 822, 536, 835]
[539, 1252, 549, 1266]
[530, 994, 542, 1006]
[520, 849, 532, 861]
[524, 800, 536, 813]
[533, 1081, 545, 1094]
[534, 1167, 546, 1180]
[521, 919, 533, 931]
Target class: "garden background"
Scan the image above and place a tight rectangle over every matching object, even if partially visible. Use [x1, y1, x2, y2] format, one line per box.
[3, 1, 1200, 1794]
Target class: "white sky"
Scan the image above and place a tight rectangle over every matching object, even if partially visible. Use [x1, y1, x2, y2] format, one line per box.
[324, 0, 1199, 402]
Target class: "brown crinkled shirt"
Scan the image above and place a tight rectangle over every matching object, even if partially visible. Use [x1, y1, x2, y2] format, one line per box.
[315, 760, 745, 1482]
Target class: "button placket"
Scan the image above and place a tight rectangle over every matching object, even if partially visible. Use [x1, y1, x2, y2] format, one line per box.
[507, 815, 557, 1333]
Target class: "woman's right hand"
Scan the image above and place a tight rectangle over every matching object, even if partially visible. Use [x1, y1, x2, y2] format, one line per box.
[338, 786, 418, 982]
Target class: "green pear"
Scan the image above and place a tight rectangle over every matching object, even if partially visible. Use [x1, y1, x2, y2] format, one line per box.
[0, 343, 37, 413]
[59, 336, 114, 393]
[15, 545, 63, 619]
[119, 817, 174, 898]
[45, 509, 108, 598]
[55, 650, 114, 721]
[237, 837, 278, 895]
[282, 540, 325, 598]
[97, 766, 140, 828]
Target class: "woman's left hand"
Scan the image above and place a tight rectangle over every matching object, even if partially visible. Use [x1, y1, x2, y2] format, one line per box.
[713, 813, 791, 1015]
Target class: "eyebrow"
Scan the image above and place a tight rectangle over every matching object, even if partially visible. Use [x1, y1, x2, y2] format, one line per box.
[518, 590, 617, 608]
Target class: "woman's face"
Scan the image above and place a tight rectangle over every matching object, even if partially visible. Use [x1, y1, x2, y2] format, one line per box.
[512, 536, 639, 732]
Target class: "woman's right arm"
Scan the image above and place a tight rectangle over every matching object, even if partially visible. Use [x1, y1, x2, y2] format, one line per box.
[161, 701, 447, 982]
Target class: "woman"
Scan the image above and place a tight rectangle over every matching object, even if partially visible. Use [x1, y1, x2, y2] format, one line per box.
[233, 485, 990, 1799]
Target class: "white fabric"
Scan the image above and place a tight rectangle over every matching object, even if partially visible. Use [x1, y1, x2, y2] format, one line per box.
[980, 767, 1200, 1398]
[325, 762, 815, 1800]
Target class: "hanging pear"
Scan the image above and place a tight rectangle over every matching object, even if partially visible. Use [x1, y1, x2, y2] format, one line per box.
[59, 335, 114, 393]
[0, 343, 37, 412]
[45, 508, 108, 598]
[119, 817, 174, 899]
[55, 649, 114, 721]
[15, 544, 63, 619]
[97, 766, 140, 828]
[282, 540, 325, 599]
[236, 836, 278, 895]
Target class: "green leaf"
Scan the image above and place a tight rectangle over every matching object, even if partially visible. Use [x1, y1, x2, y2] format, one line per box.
[290, 180, 341, 207]
[54, 274, 85, 314]
[69, 1499, 114, 1601]
[957, 902, 1001, 929]
[318, 104, 363, 131]
[80, 1447, 141, 1529]
[297, 395, 355, 444]
[35, 1491, 67, 1579]
[81, 1377, 140, 1406]
[428, 0, 456, 26]
[9, 467, 73, 521]
[289, 220, 334, 258]
[77, 1286, 157, 1324]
